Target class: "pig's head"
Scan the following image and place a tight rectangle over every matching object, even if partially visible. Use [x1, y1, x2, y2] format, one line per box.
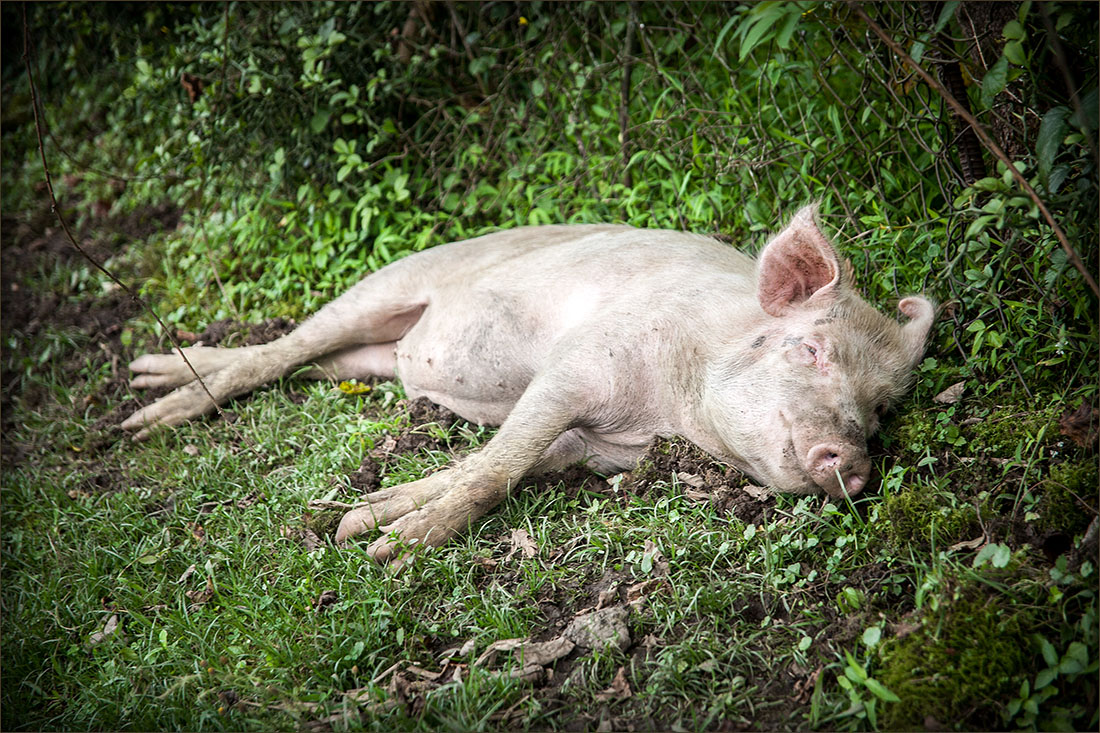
[704, 206, 934, 498]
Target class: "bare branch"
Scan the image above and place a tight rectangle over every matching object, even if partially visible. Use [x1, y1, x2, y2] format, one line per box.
[850, 2, 1099, 299]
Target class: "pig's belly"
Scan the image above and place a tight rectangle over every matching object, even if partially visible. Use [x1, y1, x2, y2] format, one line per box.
[392, 307, 545, 426]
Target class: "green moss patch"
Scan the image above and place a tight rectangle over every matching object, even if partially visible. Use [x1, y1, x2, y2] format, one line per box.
[877, 586, 1033, 729]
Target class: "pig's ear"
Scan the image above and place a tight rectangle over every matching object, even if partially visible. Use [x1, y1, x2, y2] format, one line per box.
[898, 296, 935, 366]
[757, 206, 844, 317]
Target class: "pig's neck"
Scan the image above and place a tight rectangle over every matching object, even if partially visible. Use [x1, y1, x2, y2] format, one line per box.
[666, 337, 773, 476]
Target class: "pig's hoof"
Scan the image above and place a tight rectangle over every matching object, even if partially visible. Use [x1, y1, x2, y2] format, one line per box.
[334, 476, 453, 545]
[120, 385, 215, 438]
[334, 505, 385, 544]
[364, 508, 461, 566]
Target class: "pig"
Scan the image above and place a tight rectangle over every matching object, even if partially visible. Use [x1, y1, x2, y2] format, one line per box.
[122, 206, 934, 565]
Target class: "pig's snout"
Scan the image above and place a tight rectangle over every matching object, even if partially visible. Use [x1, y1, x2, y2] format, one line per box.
[806, 443, 870, 497]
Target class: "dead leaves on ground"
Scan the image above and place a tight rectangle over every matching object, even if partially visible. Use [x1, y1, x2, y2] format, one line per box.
[305, 597, 656, 728]
[86, 613, 122, 647]
[508, 528, 539, 559]
[595, 666, 633, 701]
[1060, 402, 1097, 448]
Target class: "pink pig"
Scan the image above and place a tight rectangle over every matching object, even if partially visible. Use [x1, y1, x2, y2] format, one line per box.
[124, 206, 934, 564]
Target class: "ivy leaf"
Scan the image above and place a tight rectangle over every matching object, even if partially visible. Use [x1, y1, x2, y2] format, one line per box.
[981, 55, 1009, 108]
[1003, 40, 1026, 66]
[862, 626, 882, 648]
[1037, 106, 1069, 188]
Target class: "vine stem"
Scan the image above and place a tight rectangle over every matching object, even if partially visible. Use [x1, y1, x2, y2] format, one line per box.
[21, 6, 256, 449]
[851, 2, 1098, 299]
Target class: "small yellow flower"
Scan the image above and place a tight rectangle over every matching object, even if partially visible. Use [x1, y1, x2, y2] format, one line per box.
[519, 16, 528, 26]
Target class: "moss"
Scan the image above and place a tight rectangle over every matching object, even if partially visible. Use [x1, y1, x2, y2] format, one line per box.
[886, 409, 937, 460]
[878, 587, 1034, 730]
[303, 510, 343, 537]
[964, 405, 1060, 457]
[883, 488, 979, 550]
[1038, 460, 1099, 535]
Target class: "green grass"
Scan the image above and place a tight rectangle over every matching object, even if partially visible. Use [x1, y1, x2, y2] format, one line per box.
[3, 367, 1095, 729]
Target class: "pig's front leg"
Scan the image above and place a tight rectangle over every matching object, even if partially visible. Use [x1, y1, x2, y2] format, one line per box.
[335, 379, 581, 566]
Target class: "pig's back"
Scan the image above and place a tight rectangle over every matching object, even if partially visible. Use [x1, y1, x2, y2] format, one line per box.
[392, 225, 759, 424]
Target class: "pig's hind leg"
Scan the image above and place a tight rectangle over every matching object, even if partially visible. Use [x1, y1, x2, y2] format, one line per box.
[122, 278, 427, 439]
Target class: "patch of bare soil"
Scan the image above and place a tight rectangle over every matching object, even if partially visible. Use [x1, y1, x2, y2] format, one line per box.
[622, 437, 777, 525]
[0, 197, 307, 466]
[1, 201, 182, 463]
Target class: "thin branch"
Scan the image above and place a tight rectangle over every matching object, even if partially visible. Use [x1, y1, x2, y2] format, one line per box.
[21, 6, 252, 447]
[619, 1, 639, 188]
[851, 2, 1099, 299]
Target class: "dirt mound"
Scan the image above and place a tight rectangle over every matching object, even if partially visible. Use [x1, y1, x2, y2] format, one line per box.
[622, 438, 776, 525]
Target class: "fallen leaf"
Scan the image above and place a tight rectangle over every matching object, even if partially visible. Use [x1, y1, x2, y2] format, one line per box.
[473, 635, 575, 670]
[87, 614, 121, 647]
[189, 522, 206, 544]
[948, 535, 986, 552]
[236, 490, 262, 508]
[595, 666, 632, 701]
[338, 380, 372, 395]
[676, 471, 704, 488]
[515, 636, 575, 666]
[742, 484, 771, 501]
[933, 381, 965, 404]
[301, 529, 322, 552]
[313, 590, 338, 612]
[626, 578, 664, 605]
[473, 638, 527, 667]
[217, 689, 240, 711]
[503, 663, 545, 682]
[596, 584, 620, 610]
[183, 444, 200, 456]
[682, 487, 711, 502]
[406, 664, 442, 681]
[185, 577, 215, 609]
[1060, 403, 1097, 448]
[509, 528, 538, 559]
[177, 563, 197, 584]
[564, 605, 631, 651]
[792, 665, 823, 704]
[641, 539, 668, 575]
[369, 435, 399, 460]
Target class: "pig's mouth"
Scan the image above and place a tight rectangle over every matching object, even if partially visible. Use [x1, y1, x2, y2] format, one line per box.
[775, 417, 871, 498]
[761, 407, 871, 493]
[802, 441, 871, 497]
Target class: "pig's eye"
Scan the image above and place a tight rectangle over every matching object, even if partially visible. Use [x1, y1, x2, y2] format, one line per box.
[874, 402, 888, 418]
[804, 344, 817, 357]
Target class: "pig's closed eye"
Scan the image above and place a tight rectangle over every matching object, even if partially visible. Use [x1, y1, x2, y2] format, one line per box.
[874, 402, 888, 418]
